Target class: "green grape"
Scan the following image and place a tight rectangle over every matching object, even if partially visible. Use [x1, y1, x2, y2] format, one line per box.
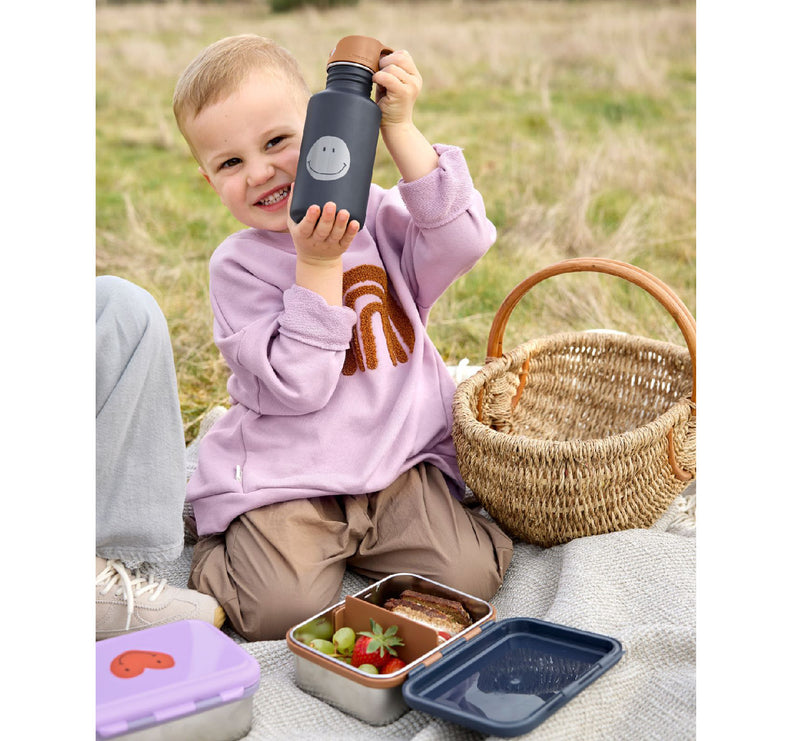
[295, 616, 334, 643]
[332, 626, 356, 655]
[358, 663, 379, 674]
[309, 639, 336, 655]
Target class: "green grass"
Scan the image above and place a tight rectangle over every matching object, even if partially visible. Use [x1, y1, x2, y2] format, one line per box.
[96, 0, 696, 441]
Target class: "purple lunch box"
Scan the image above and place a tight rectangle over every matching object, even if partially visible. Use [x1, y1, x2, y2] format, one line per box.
[96, 620, 260, 740]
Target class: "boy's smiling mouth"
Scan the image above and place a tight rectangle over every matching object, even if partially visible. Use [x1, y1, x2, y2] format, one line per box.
[254, 185, 290, 209]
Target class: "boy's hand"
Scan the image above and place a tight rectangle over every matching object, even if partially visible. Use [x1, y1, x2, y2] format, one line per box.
[373, 50, 422, 127]
[287, 196, 358, 306]
[288, 200, 359, 264]
[373, 50, 438, 183]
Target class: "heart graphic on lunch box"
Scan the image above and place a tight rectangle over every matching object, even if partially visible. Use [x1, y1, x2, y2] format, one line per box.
[110, 650, 175, 678]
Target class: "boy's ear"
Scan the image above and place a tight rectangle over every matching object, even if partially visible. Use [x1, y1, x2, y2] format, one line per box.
[199, 167, 216, 192]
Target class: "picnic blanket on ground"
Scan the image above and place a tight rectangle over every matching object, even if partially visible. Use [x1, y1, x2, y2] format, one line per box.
[166, 408, 696, 740]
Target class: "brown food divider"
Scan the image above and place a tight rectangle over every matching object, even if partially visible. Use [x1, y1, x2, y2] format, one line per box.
[287, 596, 444, 689]
[339, 596, 440, 665]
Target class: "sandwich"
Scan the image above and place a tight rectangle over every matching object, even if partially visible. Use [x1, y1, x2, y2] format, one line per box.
[383, 589, 472, 639]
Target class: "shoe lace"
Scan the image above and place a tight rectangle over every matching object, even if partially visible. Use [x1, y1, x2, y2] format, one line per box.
[96, 559, 168, 631]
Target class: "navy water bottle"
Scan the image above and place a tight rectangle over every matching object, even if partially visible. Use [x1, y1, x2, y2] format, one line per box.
[290, 36, 393, 229]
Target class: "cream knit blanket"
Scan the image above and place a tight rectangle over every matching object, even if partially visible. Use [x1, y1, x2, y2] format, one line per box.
[167, 407, 695, 740]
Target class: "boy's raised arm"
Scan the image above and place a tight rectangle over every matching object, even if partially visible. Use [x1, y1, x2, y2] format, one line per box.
[373, 50, 439, 183]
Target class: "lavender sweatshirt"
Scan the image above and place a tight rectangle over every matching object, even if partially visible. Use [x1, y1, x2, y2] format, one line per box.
[187, 145, 496, 536]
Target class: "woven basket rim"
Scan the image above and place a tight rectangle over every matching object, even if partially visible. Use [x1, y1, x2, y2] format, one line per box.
[453, 397, 693, 453]
[486, 329, 688, 365]
[465, 330, 690, 388]
[452, 330, 693, 453]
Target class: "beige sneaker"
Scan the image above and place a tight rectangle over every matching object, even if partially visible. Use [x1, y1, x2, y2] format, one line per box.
[96, 557, 225, 641]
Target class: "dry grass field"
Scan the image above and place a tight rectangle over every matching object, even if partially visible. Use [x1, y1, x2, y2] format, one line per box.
[96, 0, 696, 440]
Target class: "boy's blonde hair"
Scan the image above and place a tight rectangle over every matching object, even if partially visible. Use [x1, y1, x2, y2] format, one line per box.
[173, 34, 310, 160]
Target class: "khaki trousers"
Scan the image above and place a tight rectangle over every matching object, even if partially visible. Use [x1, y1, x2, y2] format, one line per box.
[189, 463, 513, 641]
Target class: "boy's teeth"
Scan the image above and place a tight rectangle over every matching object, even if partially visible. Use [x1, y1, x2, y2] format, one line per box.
[259, 187, 288, 205]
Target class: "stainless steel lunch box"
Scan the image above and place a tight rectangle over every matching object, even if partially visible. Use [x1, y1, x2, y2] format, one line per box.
[285, 573, 496, 725]
[287, 573, 625, 736]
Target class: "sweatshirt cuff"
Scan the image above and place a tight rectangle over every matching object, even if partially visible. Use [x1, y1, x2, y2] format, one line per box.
[278, 285, 356, 350]
[397, 144, 475, 229]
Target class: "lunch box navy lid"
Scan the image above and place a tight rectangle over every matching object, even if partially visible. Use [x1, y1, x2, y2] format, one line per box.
[402, 616, 624, 738]
[96, 620, 261, 739]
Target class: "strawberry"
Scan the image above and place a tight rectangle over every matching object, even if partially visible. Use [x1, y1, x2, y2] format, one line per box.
[380, 657, 407, 674]
[350, 619, 404, 669]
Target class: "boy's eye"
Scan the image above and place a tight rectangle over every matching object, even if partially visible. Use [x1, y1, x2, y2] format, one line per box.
[219, 157, 241, 170]
[266, 136, 285, 149]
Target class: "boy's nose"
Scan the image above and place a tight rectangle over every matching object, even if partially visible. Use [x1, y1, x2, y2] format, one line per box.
[246, 158, 274, 187]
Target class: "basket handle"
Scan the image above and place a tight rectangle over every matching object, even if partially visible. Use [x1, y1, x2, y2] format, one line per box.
[486, 258, 695, 405]
[484, 258, 696, 481]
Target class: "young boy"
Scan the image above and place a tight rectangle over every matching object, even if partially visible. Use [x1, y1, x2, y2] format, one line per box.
[173, 34, 513, 641]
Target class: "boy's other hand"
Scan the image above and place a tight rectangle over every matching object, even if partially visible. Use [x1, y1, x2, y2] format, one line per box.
[372, 50, 438, 183]
[373, 50, 422, 127]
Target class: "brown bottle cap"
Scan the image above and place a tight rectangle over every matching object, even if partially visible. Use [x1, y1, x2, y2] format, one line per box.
[327, 35, 393, 72]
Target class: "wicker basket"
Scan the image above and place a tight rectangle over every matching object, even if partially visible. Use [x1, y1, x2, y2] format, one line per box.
[452, 258, 696, 547]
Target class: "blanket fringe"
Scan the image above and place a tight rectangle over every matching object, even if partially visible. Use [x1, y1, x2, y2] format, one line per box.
[669, 483, 696, 531]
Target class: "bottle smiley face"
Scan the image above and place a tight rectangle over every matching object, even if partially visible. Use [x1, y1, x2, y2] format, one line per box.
[306, 136, 351, 181]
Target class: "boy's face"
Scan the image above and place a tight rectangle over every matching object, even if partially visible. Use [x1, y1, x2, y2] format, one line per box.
[185, 70, 307, 232]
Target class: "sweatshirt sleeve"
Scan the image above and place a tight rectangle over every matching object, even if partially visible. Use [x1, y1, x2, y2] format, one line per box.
[210, 242, 356, 415]
[373, 144, 496, 311]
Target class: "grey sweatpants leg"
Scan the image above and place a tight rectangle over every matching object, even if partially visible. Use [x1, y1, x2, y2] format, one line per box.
[96, 276, 186, 566]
